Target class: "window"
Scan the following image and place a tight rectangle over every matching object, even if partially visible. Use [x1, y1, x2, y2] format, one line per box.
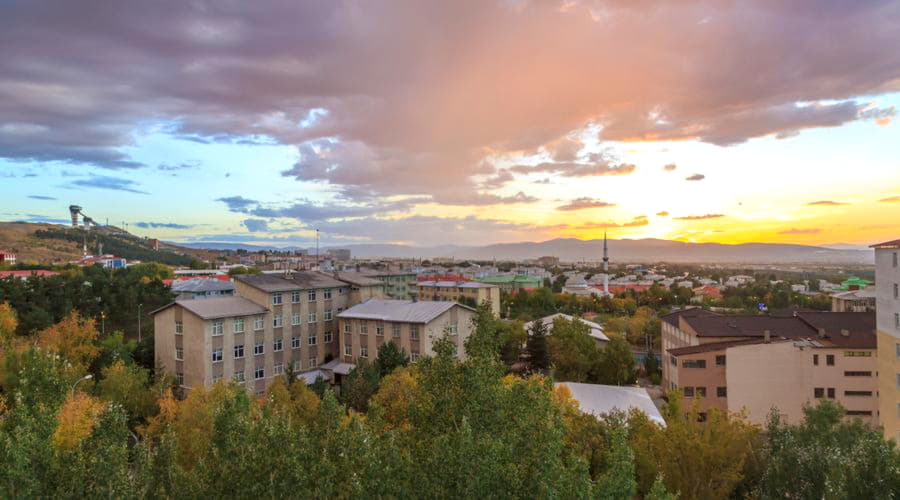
[410, 325, 419, 340]
[272, 314, 283, 328]
[324, 289, 332, 300]
[896, 313, 900, 329]
[683, 359, 706, 369]
[897, 343, 900, 359]
[846, 410, 873, 416]
[813, 354, 819, 366]
[254, 342, 264, 355]
[291, 290, 301, 303]
[292, 336, 301, 349]
[324, 331, 333, 343]
[814, 387, 824, 398]
[670, 355, 677, 366]
[324, 309, 333, 321]
[845, 390, 873, 396]
[212, 348, 223, 363]
[176, 372, 184, 385]
[717, 386, 727, 397]
[254, 366, 265, 380]
[393, 323, 401, 338]
[827, 387, 835, 399]
[683, 386, 695, 397]
[344, 345, 352, 356]
[233, 318, 245, 333]
[212, 321, 223, 336]
[844, 371, 872, 377]
[696, 387, 707, 397]
[175, 321, 183, 335]
[826, 354, 834, 366]
[308, 312, 317, 324]
[447, 323, 458, 335]
[894, 252, 898, 268]
[844, 351, 872, 357]
[273, 363, 284, 376]
[293, 360, 302, 371]
[273, 338, 283, 352]
[292, 313, 301, 326]
[308, 289, 316, 301]
[376, 323, 384, 336]
[234, 344, 244, 358]
[254, 316, 264, 331]
[234, 370, 245, 383]
[411, 351, 420, 362]
[360, 322, 368, 334]
[309, 357, 318, 368]
[175, 347, 183, 361]
[272, 293, 282, 305]
[896, 373, 900, 388]
[697, 412, 707, 423]
[344, 322, 352, 333]
[212, 374, 223, 384]
[361, 346, 369, 357]
[308, 335, 317, 345]
[895, 284, 899, 299]
[715, 355, 726, 366]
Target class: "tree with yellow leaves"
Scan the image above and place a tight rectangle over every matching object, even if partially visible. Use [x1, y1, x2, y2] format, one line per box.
[36, 310, 100, 372]
[53, 392, 107, 452]
[370, 366, 419, 432]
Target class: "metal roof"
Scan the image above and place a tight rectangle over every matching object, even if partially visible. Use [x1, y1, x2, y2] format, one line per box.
[540, 313, 609, 342]
[151, 296, 267, 320]
[556, 382, 666, 427]
[235, 271, 347, 292]
[337, 299, 472, 323]
[172, 278, 235, 293]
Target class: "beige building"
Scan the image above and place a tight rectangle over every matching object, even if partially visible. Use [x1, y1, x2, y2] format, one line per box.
[413, 280, 501, 316]
[337, 299, 476, 364]
[152, 271, 384, 394]
[873, 239, 900, 441]
[662, 308, 877, 425]
[831, 287, 877, 312]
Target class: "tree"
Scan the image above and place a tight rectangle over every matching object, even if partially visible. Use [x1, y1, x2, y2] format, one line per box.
[499, 320, 527, 367]
[594, 426, 637, 499]
[547, 317, 600, 382]
[340, 358, 380, 412]
[374, 341, 409, 377]
[36, 311, 100, 373]
[97, 359, 156, 426]
[526, 319, 550, 372]
[370, 366, 419, 431]
[591, 334, 636, 385]
[757, 400, 900, 499]
[463, 301, 503, 359]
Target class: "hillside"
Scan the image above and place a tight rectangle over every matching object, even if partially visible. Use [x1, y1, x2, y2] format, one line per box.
[0, 222, 214, 266]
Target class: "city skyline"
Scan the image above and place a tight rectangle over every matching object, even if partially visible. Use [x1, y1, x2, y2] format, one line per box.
[2, 1, 899, 248]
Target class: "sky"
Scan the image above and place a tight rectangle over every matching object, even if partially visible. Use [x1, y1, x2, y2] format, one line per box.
[1, 1, 899, 249]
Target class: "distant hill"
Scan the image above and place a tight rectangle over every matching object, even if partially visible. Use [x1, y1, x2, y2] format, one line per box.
[178, 237, 873, 264]
[0, 222, 215, 266]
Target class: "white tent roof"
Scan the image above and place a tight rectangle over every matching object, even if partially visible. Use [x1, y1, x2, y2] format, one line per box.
[555, 382, 666, 427]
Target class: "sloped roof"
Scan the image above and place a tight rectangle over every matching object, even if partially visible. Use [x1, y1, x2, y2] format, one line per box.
[660, 307, 719, 327]
[540, 313, 609, 342]
[796, 311, 876, 348]
[682, 315, 816, 338]
[556, 382, 666, 427]
[172, 278, 235, 293]
[337, 299, 473, 323]
[328, 271, 384, 286]
[150, 296, 267, 320]
[668, 338, 765, 356]
[236, 271, 346, 292]
[871, 239, 900, 249]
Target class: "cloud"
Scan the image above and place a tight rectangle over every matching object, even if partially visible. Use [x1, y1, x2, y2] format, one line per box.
[1, 1, 899, 202]
[242, 218, 270, 232]
[656, 211, 669, 216]
[778, 228, 821, 235]
[158, 161, 200, 171]
[685, 174, 705, 181]
[674, 214, 726, 220]
[508, 161, 637, 178]
[68, 175, 149, 194]
[663, 163, 677, 172]
[28, 195, 56, 200]
[879, 196, 900, 203]
[556, 197, 616, 211]
[217, 195, 419, 222]
[806, 200, 847, 206]
[133, 221, 195, 229]
[577, 216, 649, 229]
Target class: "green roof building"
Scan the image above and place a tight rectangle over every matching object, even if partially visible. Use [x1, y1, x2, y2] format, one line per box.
[476, 274, 543, 291]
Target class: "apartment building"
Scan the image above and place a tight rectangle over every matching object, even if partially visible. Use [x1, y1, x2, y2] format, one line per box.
[662, 308, 877, 425]
[357, 270, 417, 299]
[413, 280, 501, 316]
[337, 299, 476, 364]
[873, 239, 900, 441]
[152, 270, 385, 394]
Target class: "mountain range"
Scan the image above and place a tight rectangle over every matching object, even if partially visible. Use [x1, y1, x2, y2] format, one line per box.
[176, 238, 874, 264]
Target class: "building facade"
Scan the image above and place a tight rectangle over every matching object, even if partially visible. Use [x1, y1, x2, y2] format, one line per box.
[874, 239, 900, 441]
[363, 271, 418, 299]
[337, 299, 476, 363]
[413, 280, 501, 316]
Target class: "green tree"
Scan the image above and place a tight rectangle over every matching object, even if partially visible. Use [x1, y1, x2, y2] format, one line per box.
[594, 426, 637, 499]
[547, 317, 600, 382]
[374, 341, 409, 377]
[592, 334, 636, 385]
[526, 319, 550, 372]
[340, 358, 381, 412]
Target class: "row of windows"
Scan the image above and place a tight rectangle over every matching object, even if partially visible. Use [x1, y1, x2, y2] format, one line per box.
[205, 335, 333, 363]
[682, 386, 727, 398]
[272, 288, 339, 305]
[198, 311, 338, 337]
[343, 344, 420, 361]
[343, 321, 421, 339]
[675, 355, 727, 369]
[813, 354, 835, 366]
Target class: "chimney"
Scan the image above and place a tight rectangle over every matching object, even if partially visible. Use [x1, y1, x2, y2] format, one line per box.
[818, 328, 826, 339]
[764, 330, 770, 343]
[840, 329, 850, 337]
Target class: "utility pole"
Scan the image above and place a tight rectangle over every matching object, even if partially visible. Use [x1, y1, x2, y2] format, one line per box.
[137, 303, 143, 343]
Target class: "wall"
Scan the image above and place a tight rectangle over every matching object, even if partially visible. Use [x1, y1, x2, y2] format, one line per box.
[877, 247, 900, 440]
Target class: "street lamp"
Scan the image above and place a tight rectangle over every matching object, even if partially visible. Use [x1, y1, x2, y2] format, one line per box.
[71, 374, 93, 396]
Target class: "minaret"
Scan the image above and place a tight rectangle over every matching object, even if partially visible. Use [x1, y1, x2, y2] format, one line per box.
[602, 230, 610, 296]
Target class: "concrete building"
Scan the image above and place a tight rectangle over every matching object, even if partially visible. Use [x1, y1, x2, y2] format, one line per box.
[537, 256, 560, 267]
[362, 270, 418, 299]
[152, 271, 385, 394]
[873, 239, 900, 441]
[831, 287, 877, 312]
[662, 308, 877, 425]
[413, 280, 501, 316]
[477, 274, 542, 291]
[337, 299, 476, 363]
[0, 250, 16, 266]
